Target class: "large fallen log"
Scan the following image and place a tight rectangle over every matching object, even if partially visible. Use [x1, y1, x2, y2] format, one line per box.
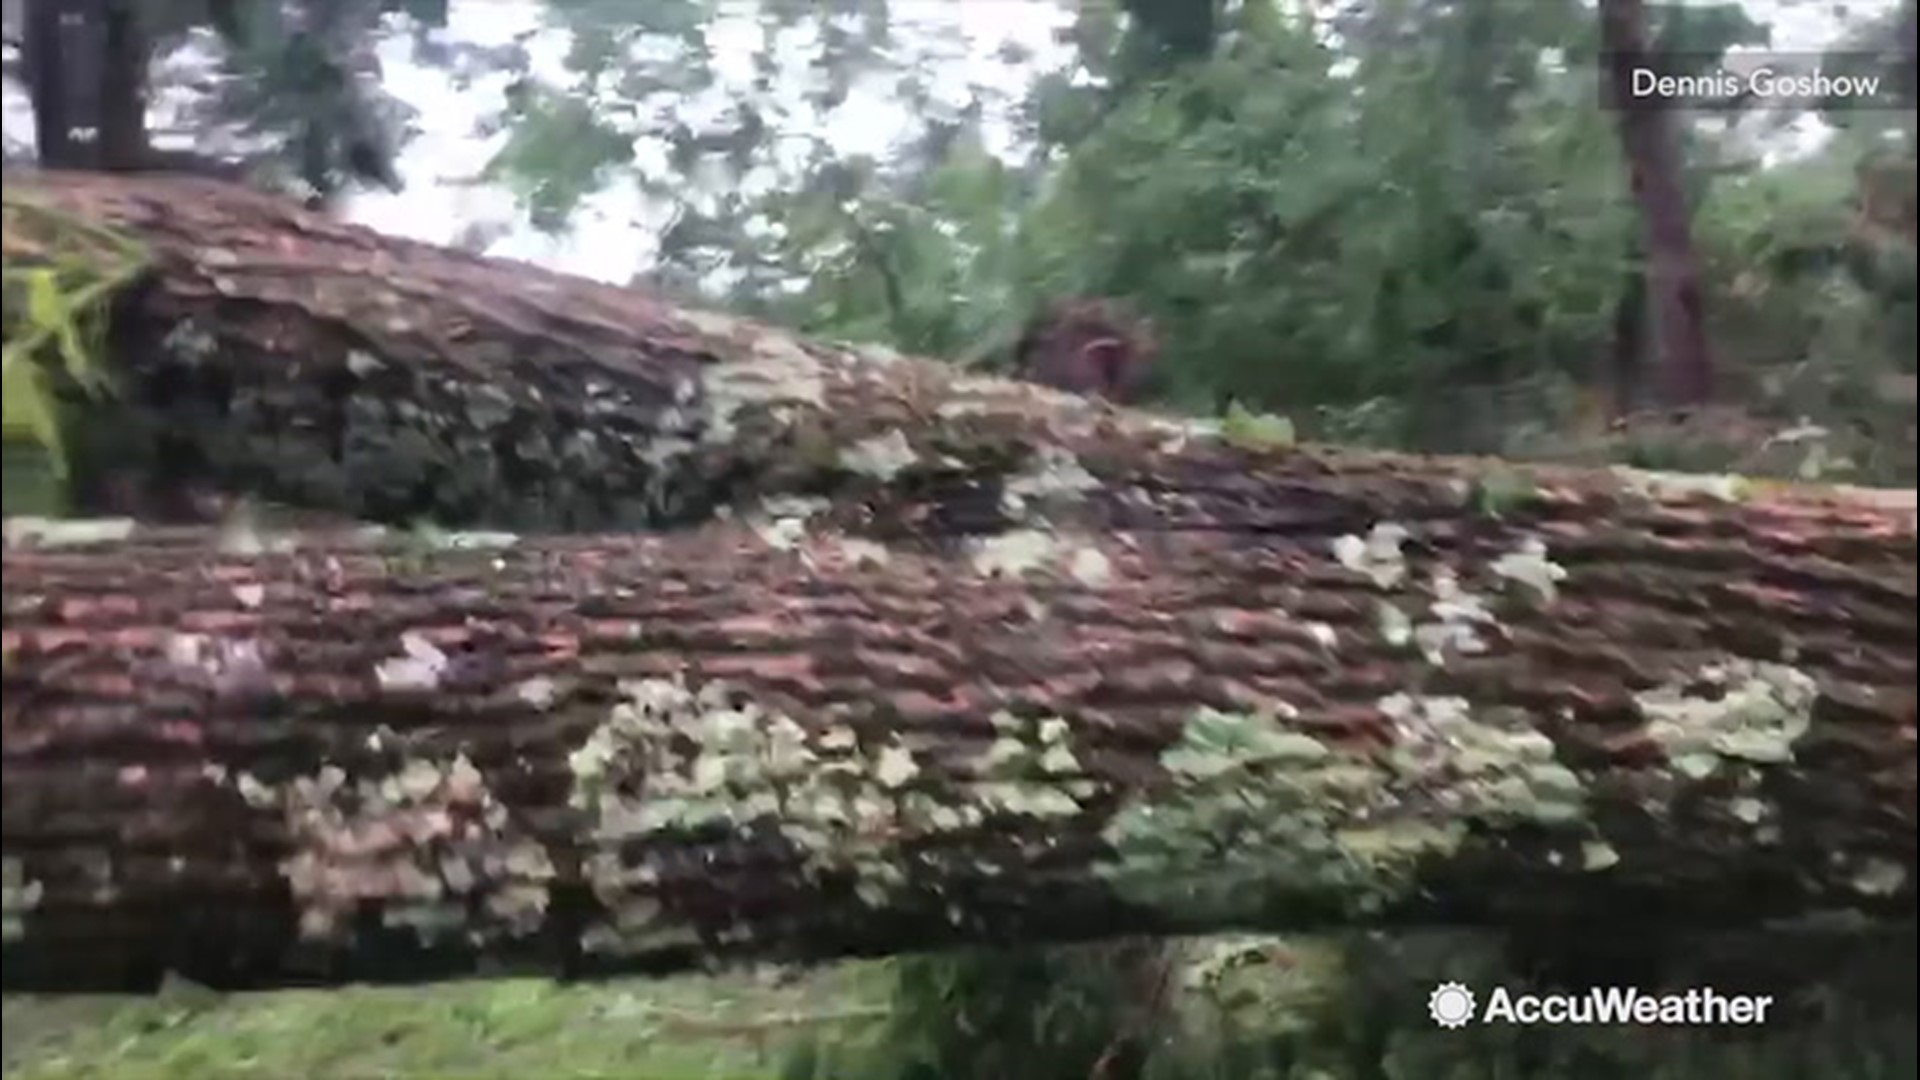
[3, 488, 1913, 992]
[24, 166, 1897, 535]
[9, 167, 1133, 529]
[2, 170, 1916, 993]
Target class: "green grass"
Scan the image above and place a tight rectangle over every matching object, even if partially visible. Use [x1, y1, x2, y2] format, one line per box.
[6, 941, 1915, 1080]
[2, 965, 894, 1080]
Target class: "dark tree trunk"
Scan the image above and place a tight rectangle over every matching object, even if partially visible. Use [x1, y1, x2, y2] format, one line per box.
[22, 0, 78, 166]
[19, 0, 152, 170]
[94, 0, 152, 172]
[1117, 0, 1217, 82]
[1609, 256, 1648, 418]
[1598, 0, 1716, 407]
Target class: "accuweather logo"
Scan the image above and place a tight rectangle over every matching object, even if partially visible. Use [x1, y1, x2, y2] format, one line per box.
[1429, 982, 1478, 1028]
[1427, 982, 1775, 1027]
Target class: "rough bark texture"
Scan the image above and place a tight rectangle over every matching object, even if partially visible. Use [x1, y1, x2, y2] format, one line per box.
[14, 167, 991, 531]
[1599, 0, 1717, 406]
[22, 1, 78, 169]
[2, 170, 1916, 993]
[2, 493, 1913, 993]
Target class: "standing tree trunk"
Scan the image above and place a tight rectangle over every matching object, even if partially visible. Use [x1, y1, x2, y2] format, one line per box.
[94, 0, 152, 171]
[19, 0, 153, 170]
[1598, 0, 1716, 408]
[22, 0, 79, 166]
[1609, 253, 1649, 418]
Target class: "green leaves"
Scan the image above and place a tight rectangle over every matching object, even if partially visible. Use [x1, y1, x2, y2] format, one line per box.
[1, 349, 66, 476]
[1221, 403, 1297, 452]
[3, 267, 110, 478]
[487, 87, 638, 233]
[449, 0, 1904, 481]
[1, 194, 144, 481]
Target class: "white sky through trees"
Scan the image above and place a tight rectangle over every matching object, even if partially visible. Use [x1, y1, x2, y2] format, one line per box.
[345, 0, 1897, 284]
[0, 0, 1898, 284]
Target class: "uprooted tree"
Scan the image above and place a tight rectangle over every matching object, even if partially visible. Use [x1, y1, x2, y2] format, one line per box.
[1, 171, 1915, 994]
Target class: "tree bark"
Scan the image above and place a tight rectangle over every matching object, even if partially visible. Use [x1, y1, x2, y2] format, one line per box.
[1598, 0, 1717, 407]
[1608, 249, 1648, 419]
[94, 0, 153, 172]
[18, 0, 151, 171]
[12, 167, 1036, 531]
[2, 486, 1913, 993]
[2, 169, 1915, 993]
[21, 0, 79, 168]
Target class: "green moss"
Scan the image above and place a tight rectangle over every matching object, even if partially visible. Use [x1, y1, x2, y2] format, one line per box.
[1612, 466, 1751, 503]
[1101, 697, 1595, 920]
[998, 445, 1101, 522]
[1849, 857, 1906, 898]
[1488, 536, 1568, 605]
[1469, 464, 1538, 517]
[1411, 568, 1498, 665]
[1637, 659, 1818, 773]
[235, 754, 556, 946]
[748, 495, 831, 551]
[695, 330, 828, 448]
[1100, 704, 1434, 920]
[1220, 402, 1297, 451]
[567, 680, 1114, 951]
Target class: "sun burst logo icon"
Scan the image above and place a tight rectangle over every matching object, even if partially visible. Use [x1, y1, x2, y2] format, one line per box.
[1428, 981, 1476, 1028]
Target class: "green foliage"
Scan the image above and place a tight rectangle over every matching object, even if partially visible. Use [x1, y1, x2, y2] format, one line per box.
[487, 84, 639, 233]
[1687, 125, 1916, 484]
[2, 965, 896, 1079]
[843, 946, 1162, 1080]
[0, 193, 146, 485]
[743, 138, 1035, 362]
[1220, 403, 1296, 451]
[6, 935, 1915, 1079]
[2, 272, 94, 473]
[471, 0, 1909, 467]
[1646, 1, 1770, 58]
[189, 0, 446, 198]
[1027, 4, 1637, 418]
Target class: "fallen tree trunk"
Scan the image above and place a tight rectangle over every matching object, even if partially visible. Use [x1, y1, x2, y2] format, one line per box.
[3, 170, 1916, 993]
[2, 500, 1913, 992]
[11, 166, 1129, 530]
[21, 168, 1902, 528]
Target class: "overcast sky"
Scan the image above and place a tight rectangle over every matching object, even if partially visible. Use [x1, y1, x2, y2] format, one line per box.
[341, 1, 1076, 283]
[0, 0, 1897, 284]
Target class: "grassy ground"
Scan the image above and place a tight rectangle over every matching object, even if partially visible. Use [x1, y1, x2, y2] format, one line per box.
[2, 965, 894, 1080]
[6, 940, 1916, 1080]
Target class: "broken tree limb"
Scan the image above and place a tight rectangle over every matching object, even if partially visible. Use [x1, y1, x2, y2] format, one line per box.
[2, 482, 1913, 991]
